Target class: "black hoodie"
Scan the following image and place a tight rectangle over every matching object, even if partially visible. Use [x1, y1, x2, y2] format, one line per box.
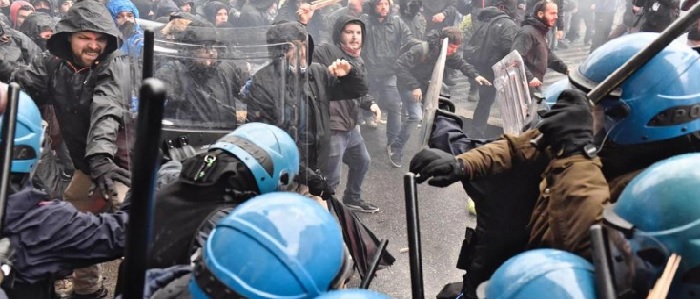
[463, 6, 518, 74]
[511, 15, 567, 82]
[314, 15, 374, 132]
[1, 0, 132, 173]
[17, 11, 53, 51]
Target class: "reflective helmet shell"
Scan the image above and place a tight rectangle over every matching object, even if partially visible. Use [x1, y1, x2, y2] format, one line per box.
[210, 123, 299, 194]
[485, 249, 597, 299]
[190, 192, 345, 298]
[614, 153, 700, 298]
[571, 32, 700, 145]
[0, 83, 43, 174]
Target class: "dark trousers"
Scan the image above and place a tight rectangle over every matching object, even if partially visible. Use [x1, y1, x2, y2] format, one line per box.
[470, 67, 496, 138]
[590, 11, 616, 52]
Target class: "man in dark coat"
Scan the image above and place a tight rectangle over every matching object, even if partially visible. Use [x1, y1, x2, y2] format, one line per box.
[0, 1, 132, 296]
[0, 83, 128, 299]
[634, 0, 680, 32]
[244, 20, 368, 173]
[399, 0, 427, 40]
[16, 11, 53, 51]
[464, 0, 519, 138]
[314, 15, 381, 213]
[511, 0, 568, 89]
[422, 0, 458, 33]
[0, 20, 42, 65]
[232, 0, 276, 27]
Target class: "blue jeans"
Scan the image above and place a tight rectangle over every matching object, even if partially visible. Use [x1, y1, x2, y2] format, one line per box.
[321, 126, 371, 202]
[368, 75, 402, 145]
[390, 88, 423, 157]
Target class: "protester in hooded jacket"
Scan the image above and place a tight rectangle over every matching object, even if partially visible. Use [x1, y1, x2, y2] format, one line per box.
[202, 0, 231, 27]
[244, 20, 368, 172]
[321, 0, 364, 44]
[155, 25, 249, 126]
[0, 2, 132, 296]
[29, 0, 53, 17]
[17, 11, 54, 52]
[422, 0, 458, 33]
[232, 0, 275, 27]
[399, 0, 427, 40]
[107, 0, 145, 59]
[0, 21, 42, 66]
[313, 15, 382, 213]
[511, 1, 567, 89]
[9, 1, 34, 29]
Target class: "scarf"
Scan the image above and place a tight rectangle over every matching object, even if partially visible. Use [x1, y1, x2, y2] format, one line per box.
[340, 44, 361, 57]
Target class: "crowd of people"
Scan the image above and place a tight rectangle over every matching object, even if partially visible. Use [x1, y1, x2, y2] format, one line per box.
[0, 0, 697, 298]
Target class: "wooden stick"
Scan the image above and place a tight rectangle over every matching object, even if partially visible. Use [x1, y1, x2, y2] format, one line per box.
[310, 0, 340, 10]
[647, 254, 682, 299]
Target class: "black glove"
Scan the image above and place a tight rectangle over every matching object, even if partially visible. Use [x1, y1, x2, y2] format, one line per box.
[409, 148, 468, 187]
[539, 89, 595, 157]
[296, 167, 335, 200]
[88, 155, 132, 200]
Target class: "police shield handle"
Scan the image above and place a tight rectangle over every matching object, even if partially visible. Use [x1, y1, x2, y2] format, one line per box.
[647, 254, 682, 299]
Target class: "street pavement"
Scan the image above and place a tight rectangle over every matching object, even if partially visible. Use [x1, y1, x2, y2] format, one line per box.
[101, 40, 592, 298]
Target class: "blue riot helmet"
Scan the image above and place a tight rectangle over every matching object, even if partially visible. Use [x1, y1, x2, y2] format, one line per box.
[0, 83, 43, 174]
[480, 249, 597, 299]
[209, 123, 299, 194]
[599, 153, 700, 299]
[316, 289, 393, 299]
[568, 32, 700, 145]
[189, 192, 347, 298]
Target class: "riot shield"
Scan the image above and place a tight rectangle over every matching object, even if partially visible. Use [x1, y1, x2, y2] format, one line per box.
[128, 23, 307, 158]
[419, 38, 449, 146]
[491, 50, 532, 135]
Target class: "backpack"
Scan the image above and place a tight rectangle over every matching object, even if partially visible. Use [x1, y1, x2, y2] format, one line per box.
[399, 40, 430, 63]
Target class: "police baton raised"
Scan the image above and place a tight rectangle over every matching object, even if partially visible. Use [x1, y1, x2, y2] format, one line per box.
[120, 70, 167, 299]
[404, 173, 425, 299]
[0, 83, 21, 235]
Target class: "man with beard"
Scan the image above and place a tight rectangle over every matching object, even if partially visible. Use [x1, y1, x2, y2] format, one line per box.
[399, 0, 427, 40]
[0, 1, 132, 297]
[361, 0, 414, 140]
[244, 19, 368, 175]
[422, 0, 458, 33]
[323, 0, 364, 43]
[107, 0, 144, 58]
[512, 0, 568, 89]
[313, 15, 382, 212]
[156, 25, 249, 127]
[464, 0, 519, 139]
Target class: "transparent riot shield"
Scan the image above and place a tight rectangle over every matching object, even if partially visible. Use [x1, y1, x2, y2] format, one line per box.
[491, 50, 532, 135]
[128, 23, 307, 160]
[419, 38, 449, 146]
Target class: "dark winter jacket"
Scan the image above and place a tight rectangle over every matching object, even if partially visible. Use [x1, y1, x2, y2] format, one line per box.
[244, 22, 368, 170]
[401, 13, 427, 40]
[156, 59, 248, 127]
[634, 0, 680, 32]
[16, 11, 53, 51]
[0, 0, 131, 174]
[0, 25, 42, 66]
[395, 40, 480, 91]
[2, 184, 127, 291]
[361, 0, 415, 78]
[232, 0, 274, 27]
[422, 0, 458, 32]
[464, 7, 519, 75]
[511, 16, 567, 81]
[314, 15, 375, 132]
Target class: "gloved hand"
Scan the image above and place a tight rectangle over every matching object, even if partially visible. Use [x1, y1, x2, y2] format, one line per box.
[88, 155, 131, 200]
[538, 89, 594, 157]
[409, 148, 468, 187]
[296, 167, 335, 200]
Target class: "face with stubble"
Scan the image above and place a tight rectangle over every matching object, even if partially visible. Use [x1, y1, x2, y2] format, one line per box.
[340, 23, 362, 50]
[70, 31, 108, 67]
